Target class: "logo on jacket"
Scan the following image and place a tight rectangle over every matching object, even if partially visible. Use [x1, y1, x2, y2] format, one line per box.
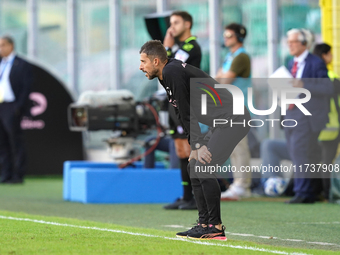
[169, 98, 177, 107]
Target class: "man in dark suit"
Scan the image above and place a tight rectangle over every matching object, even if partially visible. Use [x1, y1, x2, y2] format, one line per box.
[285, 29, 333, 203]
[0, 36, 32, 184]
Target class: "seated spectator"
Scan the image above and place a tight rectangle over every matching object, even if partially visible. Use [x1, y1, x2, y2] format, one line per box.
[144, 134, 179, 169]
[260, 139, 291, 186]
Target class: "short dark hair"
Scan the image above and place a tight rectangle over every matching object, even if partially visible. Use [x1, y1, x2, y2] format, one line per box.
[313, 43, 331, 59]
[171, 11, 193, 29]
[0, 35, 15, 47]
[225, 23, 247, 42]
[139, 40, 168, 63]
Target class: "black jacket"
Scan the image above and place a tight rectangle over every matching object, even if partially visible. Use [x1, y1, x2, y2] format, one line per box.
[0, 55, 32, 116]
[167, 36, 202, 139]
[159, 58, 235, 149]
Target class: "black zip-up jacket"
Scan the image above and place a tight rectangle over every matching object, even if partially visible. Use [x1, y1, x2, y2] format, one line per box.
[159, 58, 235, 150]
[167, 36, 202, 139]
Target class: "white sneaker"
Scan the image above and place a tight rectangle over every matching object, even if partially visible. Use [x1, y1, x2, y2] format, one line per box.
[221, 185, 251, 201]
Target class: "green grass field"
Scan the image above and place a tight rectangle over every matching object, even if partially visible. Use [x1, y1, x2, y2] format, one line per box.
[0, 177, 339, 254]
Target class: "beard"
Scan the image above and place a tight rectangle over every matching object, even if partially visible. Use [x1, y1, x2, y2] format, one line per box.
[146, 68, 158, 80]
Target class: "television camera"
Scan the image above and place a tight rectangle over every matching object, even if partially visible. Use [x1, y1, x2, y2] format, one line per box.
[68, 90, 167, 164]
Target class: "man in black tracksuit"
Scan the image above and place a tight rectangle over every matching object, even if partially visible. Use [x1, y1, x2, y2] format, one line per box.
[139, 40, 250, 240]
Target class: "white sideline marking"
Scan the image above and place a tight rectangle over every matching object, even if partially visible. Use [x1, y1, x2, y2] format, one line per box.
[0, 215, 310, 255]
[226, 232, 255, 237]
[162, 225, 186, 228]
[225, 231, 340, 247]
[307, 242, 336, 246]
[164, 227, 340, 248]
[258, 236, 274, 239]
[164, 225, 340, 248]
[288, 222, 340, 225]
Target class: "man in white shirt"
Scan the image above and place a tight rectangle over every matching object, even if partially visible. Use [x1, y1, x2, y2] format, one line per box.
[0, 36, 32, 184]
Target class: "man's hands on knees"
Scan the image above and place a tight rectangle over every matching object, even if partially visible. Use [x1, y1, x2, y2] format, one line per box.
[189, 146, 212, 164]
[188, 150, 198, 162]
[198, 146, 212, 164]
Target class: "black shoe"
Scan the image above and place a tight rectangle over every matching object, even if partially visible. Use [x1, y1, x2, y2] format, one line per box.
[285, 196, 314, 204]
[163, 198, 187, 210]
[176, 223, 205, 238]
[179, 198, 197, 210]
[187, 225, 227, 240]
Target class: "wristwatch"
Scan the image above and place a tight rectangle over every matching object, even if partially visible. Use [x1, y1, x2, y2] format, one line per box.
[195, 143, 201, 149]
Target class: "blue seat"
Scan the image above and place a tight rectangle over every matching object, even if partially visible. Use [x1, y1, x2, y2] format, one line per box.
[63, 161, 165, 200]
[63, 161, 182, 203]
